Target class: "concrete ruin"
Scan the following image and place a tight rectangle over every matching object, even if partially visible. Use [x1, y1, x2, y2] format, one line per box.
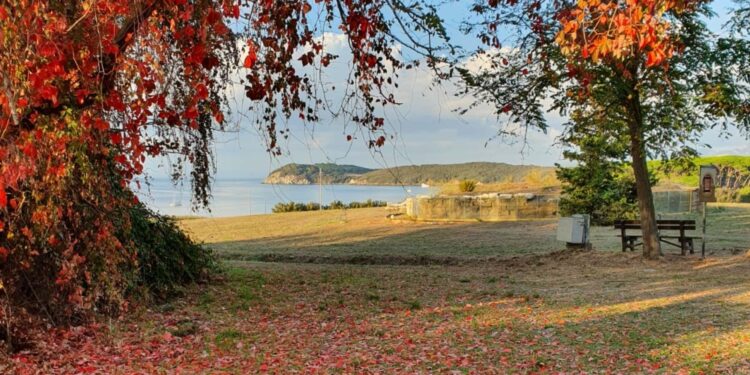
[398, 193, 558, 221]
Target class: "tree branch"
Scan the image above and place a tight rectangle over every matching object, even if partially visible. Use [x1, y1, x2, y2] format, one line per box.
[16, 0, 163, 131]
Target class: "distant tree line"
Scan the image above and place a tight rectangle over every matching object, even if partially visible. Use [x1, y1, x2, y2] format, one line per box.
[272, 200, 388, 213]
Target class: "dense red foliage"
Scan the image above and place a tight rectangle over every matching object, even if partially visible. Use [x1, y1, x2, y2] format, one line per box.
[0, 1, 241, 342]
[0, 0, 414, 343]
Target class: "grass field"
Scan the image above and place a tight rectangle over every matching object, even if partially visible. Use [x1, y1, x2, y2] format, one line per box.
[180, 205, 750, 262]
[9, 205, 750, 373]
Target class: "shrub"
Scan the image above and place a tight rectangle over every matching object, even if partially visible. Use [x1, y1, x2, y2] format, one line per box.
[0, 158, 136, 344]
[557, 164, 645, 225]
[716, 186, 750, 203]
[0, 166, 212, 349]
[458, 179, 477, 193]
[739, 187, 750, 203]
[128, 203, 214, 299]
[272, 200, 387, 213]
[522, 170, 559, 187]
[347, 199, 386, 209]
[555, 111, 655, 226]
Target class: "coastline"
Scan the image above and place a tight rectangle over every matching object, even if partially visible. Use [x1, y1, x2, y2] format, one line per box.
[260, 181, 428, 187]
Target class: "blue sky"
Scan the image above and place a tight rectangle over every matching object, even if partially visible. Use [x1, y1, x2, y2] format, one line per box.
[144, 0, 748, 180]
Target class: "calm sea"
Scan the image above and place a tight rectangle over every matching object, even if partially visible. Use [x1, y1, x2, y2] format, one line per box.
[134, 178, 434, 217]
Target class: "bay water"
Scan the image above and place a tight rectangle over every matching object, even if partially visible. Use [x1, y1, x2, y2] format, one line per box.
[134, 178, 434, 217]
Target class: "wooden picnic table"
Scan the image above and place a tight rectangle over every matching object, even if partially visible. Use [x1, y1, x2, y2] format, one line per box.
[614, 219, 698, 255]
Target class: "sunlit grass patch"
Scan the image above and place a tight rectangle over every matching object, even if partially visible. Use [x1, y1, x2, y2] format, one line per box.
[12, 206, 750, 373]
[197, 291, 215, 308]
[648, 325, 750, 373]
[553, 289, 727, 323]
[215, 329, 245, 350]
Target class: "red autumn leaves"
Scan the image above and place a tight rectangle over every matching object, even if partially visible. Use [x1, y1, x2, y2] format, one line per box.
[0, 0, 242, 324]
[555, 0, 681, 68]
[236, 0, 395, 153]
[244, 42, 258, 68]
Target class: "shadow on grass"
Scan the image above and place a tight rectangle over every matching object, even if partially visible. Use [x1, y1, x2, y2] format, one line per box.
[534, 288, 750, 371]
[200, 254, 750, 371]
[204, 220, 577, 264]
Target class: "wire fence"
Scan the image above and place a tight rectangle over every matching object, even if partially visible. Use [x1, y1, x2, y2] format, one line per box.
[653, 190, 700, 214]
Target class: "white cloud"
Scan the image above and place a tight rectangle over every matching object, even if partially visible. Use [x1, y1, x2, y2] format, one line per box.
[145, 32, 747, 182]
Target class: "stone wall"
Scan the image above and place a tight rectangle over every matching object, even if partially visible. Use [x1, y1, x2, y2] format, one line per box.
[403, 193, 558, 221]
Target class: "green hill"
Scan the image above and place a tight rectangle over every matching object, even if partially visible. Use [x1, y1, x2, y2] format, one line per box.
[649, 155, 750, 202]
[263, 163, 375, 184]
[355, 162, 555, 185]
[264, 162, 555, 185]
[265, 157, 750, 192]
[651, 155, 750, 187]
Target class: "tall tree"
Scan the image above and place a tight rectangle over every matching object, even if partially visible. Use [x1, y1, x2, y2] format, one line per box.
[457, 0, 750, 257]
[556, 108, 642, 226]
[727, 0, 750, 125]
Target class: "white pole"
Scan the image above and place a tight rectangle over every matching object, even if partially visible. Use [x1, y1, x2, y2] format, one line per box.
[319, 166, 323, 211]
[701, 201, 707, 258]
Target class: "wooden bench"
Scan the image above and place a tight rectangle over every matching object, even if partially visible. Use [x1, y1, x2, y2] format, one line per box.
[614, 220, 698, 255]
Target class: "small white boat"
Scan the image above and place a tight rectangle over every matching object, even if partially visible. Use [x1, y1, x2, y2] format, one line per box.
[420, 183, 430, 188]
[169, 189, 183, 207]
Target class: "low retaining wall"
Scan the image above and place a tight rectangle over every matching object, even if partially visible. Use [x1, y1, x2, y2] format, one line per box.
[403, 193, 558, 221]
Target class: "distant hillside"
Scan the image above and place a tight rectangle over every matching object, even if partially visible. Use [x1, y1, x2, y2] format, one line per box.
[651, 155, 750, 187]
[264, 162, 556, 186]
[354, 162, 555, 185]
[264, 163, 375, 184]
[264, 157, 750, 191]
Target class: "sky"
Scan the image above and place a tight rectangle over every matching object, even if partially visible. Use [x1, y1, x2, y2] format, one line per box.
[144, 0, 749, 180]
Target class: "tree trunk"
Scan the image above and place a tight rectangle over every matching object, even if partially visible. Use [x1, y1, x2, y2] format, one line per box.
[625, 87, 662, 259]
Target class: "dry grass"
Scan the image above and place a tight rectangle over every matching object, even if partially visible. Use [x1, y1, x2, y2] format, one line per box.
[178, 208, 565, 262]
[197, 253, 750, 372]
[179, 205, 750, 262]
[9, 205, 750, 373]
[439, 181, 561, 196]
[15, 250, 750, 373]
[438, 170, 560, 196]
